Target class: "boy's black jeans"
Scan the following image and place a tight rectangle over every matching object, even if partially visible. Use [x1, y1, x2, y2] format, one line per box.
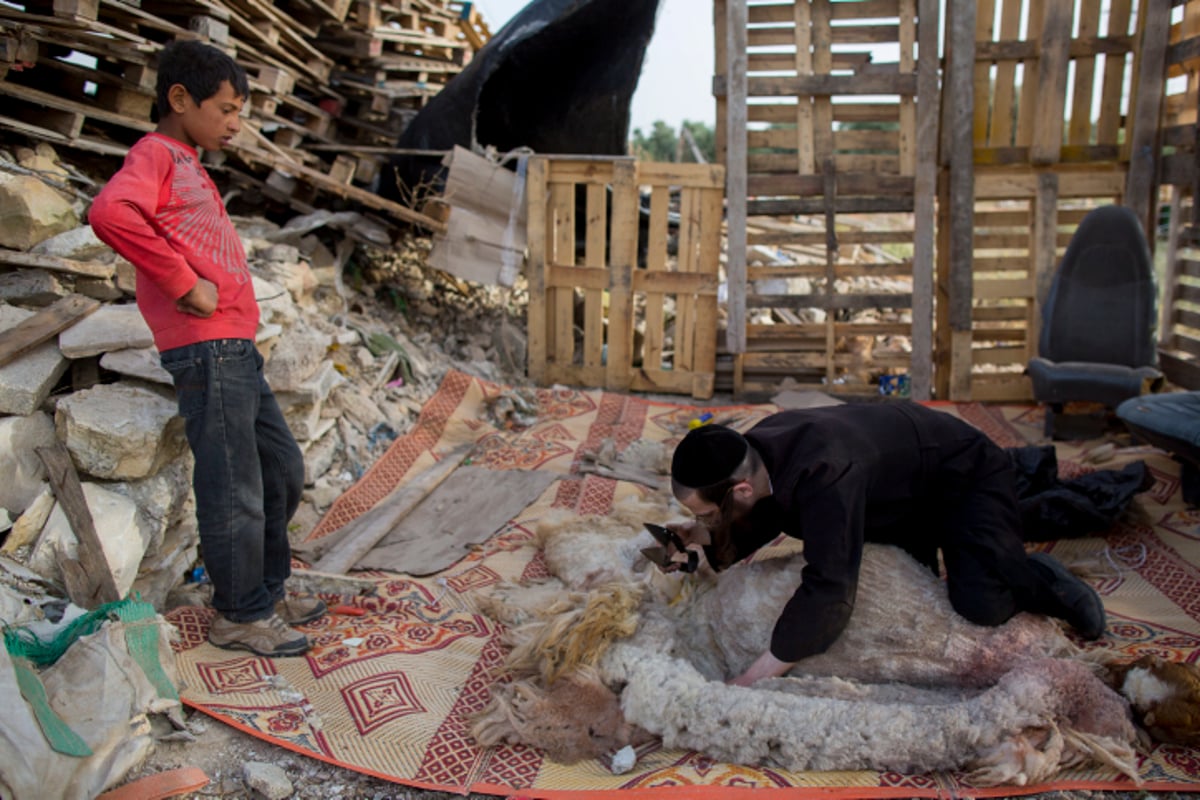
[161, 338, 305, 622]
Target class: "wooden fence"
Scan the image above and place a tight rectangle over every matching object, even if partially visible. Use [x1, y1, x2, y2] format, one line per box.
[717, 0, 1176, 401]
[525, 157, 725, 399]
[1158, 0, 1200, 389]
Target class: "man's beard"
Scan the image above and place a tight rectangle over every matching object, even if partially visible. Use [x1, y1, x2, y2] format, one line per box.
[704, 491, 756, 571]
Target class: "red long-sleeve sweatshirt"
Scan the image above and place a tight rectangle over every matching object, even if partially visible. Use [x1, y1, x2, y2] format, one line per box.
[89, 132, 259, 352]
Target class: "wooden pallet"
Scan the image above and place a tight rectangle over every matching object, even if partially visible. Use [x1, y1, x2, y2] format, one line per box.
[526, 157, 725, 399]
[935, 0, 1170, 401]
[718, 0, 939, 399]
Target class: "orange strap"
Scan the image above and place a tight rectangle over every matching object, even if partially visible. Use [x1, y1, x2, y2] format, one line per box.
[97, 767, 210, 800]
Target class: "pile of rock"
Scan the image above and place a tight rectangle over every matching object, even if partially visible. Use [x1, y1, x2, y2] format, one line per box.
[0, 141, 530, 617]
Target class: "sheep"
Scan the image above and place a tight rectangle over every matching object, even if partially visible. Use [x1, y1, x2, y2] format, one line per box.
[469, 498, 1144, 786]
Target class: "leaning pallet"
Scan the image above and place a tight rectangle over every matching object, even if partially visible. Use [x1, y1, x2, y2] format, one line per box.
[526, 156, 725, 400]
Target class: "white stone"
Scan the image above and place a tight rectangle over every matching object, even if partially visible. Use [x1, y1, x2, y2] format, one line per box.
[58, 303, 153, 358]
[28, 481, 153, 598]
[243, 761, 293, 800]
[4, 488, 55, 555]
[611, 744, 637, 774]
[264, 323, 330, 392]
[254, 275, 298, 326]
[100, 347, 173, 385]
[0, 269, 67, 306]
[0, 411, 56, 516]
[301, 426, 341, 486]
[30, 224, 112, 261]
[55, 383, 186, 480]
[0, 173, 78, 250]
[0, 304, 69, 416]
[105, 457, 193, 557]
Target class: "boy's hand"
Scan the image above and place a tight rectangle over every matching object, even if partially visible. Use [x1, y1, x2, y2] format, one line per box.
[177, 278, 218, 317]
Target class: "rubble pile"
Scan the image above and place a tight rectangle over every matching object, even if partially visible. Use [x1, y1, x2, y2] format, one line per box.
[0, 139, 529, 621]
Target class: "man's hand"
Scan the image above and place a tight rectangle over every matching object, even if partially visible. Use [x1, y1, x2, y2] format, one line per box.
[668, 520, 710, 548]
[176, 278, 218, 317]
[727, 651, 795, 687]
[658, 521, 710, 573]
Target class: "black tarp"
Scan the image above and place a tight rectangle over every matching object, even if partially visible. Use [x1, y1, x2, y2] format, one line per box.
[379, 0, 662, 200]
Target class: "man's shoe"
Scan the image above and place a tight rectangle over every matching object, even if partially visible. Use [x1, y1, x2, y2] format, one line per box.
[208, 613, 309, 657]
[1028, 552, 1107, 640]
[275, 595, 327, 626]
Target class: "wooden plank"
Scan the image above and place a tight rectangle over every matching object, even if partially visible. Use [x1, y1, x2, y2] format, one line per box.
[1016, 0, 1045, 148]
[1160, 349, 1200, 390]
[745, 292, 914, 311]
[691, 185, 722, 399]
[725, 0, 748, 355]
[748, 197, 914, 215]
[312, 444, 472, 574]
[974, 167, 1126, 198]
[1162, 186, 1184, 346]
[973, 0, 996, 148]
[746, 173, 914, 196]
[0, 248, 114, 279]
[714, 0, 728, 165]
[898, 0, 918, 175]
[36, 443, 121, 608]
[675, 187, 698, 372]
[606, 159, 638, 391]
[1125, 0, 1172, 236]
[812, 0, 834, 165]
[582, 182, 606, 372]
[1097, 0, 1134, 146]
[643, 185, 669, 374]
[1031, 0, 1073, 164]
[794, 0, 815, 175]
[1070, 0, 1104, 145]
[989, 0, 1025, 147]
[946, 0, 976, 400]
[911, 0, 939, 401]
[715, 73, 918, 97]
[0, 294, 99, 369]
[549, 180, 575, 368]
[524, 157, 547, 383]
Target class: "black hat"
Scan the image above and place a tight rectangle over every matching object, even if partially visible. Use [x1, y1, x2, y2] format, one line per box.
[671, 424, 749, 488]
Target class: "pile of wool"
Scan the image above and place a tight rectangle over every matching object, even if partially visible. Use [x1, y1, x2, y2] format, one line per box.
[470, 497, 1141, 786]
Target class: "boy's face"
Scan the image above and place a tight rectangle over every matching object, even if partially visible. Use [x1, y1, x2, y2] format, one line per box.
[162, 79, 244, 151]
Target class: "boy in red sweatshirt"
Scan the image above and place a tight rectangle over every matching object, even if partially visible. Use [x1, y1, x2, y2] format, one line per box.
[90, 40, 324, 657]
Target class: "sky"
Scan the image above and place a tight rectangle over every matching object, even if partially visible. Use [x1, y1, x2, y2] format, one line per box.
[470, 0, 717, 133]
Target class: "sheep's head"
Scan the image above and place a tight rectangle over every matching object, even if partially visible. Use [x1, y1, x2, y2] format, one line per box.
[471, 668, 646, 763]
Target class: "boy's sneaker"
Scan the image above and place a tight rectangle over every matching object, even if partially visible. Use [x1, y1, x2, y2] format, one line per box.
[1027, 552, 1107, 640]
[209, 613, 309, 657]
[275, 596, 327, 626]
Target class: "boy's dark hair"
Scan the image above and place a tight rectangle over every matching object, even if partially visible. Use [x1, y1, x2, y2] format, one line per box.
[155, 40, 249, 119]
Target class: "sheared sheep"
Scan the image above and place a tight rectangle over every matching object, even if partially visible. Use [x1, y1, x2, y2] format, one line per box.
[469, 498, 1161, 786]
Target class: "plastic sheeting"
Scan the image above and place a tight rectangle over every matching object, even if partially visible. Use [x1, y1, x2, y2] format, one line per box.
[381, 0, 662, 198]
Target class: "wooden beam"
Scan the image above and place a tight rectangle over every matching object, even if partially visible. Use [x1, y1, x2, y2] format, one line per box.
[1125, 0, 1172, 238]
[946, 0, 976, 400]
[910, 0, 939, 401]
[0, 294, 99, 369]
[1030, 0, 1073, 164]
[311, 444, 472, 574]
[36, 443, 121, 608]
[725, 0, 748, 355]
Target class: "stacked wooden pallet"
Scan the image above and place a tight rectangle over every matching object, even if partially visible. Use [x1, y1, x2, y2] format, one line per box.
[0, 0, 491, 236]
[320, 0, 475, 149]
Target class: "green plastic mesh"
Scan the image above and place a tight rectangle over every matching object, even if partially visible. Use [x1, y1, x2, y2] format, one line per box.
[3, 597, 179, 757]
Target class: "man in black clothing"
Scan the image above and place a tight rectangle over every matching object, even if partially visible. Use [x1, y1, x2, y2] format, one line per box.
[667, 402, 1107, 687]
